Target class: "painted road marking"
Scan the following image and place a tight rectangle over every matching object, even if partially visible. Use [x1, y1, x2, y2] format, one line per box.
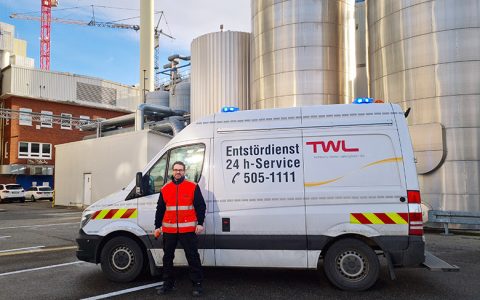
[0, 246, 45, 253]
[0, 222, 78, 230]
[0, 235, 11, 239]
[81, 283, 163, 300]
[44, 212, 82, 216]
[0, 261, 84, 277]
[0, 245, 77, 257]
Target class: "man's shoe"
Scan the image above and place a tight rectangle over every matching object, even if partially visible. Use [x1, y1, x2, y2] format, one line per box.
[156, 282, 175, 295]
[192, 282, 203, 297]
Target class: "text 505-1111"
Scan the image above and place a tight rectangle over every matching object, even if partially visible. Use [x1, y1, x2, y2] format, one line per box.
[243, 172, 296, 184]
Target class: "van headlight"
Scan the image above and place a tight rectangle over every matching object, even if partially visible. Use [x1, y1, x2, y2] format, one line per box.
[80, 211, 94, 228]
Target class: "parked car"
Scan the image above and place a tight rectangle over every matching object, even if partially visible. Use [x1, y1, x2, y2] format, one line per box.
[25, 186, 54, 202]
[0, 184, 25, 203]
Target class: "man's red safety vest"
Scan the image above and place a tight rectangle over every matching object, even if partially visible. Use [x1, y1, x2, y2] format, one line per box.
[161, 180, 197, 233]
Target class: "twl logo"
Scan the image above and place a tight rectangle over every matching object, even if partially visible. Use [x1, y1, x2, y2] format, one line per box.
[306, 140, 359, 153]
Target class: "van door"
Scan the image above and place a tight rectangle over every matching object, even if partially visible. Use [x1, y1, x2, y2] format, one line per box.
[213, 130, 307, 268]
[136, 141, 212, 266]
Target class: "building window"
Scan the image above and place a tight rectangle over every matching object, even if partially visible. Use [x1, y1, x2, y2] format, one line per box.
[79, 115, 90, 126]
[18, 142, 52, 159]
[61, 113, 72, 129]
[4, 142, 8, 158]
[19, 108, 32, 126]
[40, 111, 53, 128]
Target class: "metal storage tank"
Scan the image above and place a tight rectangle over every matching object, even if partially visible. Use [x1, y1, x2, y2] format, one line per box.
[146, 90, 169, 107]
[367, 0, 480, 215]
[251, 0, 356, 109]
[191, 31, 250, 122]
[355, 0, 368, 97]
[169, 79, 190, 113]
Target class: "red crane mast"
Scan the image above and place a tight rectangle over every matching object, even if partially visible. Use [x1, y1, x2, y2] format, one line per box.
[40, 0, 57, 70]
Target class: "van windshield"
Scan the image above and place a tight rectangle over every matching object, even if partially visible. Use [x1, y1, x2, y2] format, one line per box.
[6, 185, 22, 190]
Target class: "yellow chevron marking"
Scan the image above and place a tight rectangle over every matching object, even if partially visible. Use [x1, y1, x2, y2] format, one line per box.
[305, 157, 403, 187]
[386, 212, 408, 224]
[363, 213, 384, 224]
[96, 209, 109, 220]
[129, 209, 138, 219]
[112, 208, 128, 219]
[350, 214, 361, 224]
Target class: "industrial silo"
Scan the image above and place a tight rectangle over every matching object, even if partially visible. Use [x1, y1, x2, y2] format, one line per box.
[169, 79, 191, 113]
[190, 31, 250, 122]
[367, 0, 480, 215]
[146, 90, 169, 107]
[251, 0, 356, 109]
[355, 0, 368, 97]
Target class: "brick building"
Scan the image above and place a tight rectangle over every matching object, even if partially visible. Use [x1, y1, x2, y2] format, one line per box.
[0, 66, 139, 189]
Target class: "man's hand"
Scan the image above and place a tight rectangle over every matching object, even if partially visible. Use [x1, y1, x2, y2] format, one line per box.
[195, 225, 204, 235]
[154, 228, 162, 239]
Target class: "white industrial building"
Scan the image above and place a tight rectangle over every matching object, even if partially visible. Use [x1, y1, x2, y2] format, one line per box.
[54, 129, 171, 207]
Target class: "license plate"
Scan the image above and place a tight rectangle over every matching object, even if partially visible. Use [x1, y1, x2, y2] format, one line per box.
[12, 192, 19, 194]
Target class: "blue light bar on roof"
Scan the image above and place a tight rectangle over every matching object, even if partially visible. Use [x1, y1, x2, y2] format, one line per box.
[353, 97, 374, 104]
[221, 106, 240, 113]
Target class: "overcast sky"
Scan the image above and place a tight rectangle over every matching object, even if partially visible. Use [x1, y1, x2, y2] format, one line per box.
[0, 0, 251, 85]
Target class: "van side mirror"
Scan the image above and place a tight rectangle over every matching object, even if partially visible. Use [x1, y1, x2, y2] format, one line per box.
[135, 172, 143, 196]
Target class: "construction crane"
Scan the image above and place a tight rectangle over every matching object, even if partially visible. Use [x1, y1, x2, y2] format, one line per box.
[10, 3, 173, 87]
[40, 0, 57, 70]
[11, 1, 141, 70]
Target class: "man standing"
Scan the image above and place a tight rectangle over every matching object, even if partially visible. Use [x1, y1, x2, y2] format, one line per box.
[154, 161, 206, 297]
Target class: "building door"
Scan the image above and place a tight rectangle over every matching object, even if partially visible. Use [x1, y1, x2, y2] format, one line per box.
[83, 173, 92, 206]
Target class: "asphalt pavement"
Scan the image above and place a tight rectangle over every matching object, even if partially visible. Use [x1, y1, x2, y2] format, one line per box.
[0, 201, 479, 299]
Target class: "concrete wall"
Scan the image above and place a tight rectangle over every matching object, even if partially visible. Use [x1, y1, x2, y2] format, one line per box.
[54, 130, 171, 207]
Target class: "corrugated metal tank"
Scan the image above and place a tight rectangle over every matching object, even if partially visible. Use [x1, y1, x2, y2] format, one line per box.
[190, 31, 250, 122]
[355, 0, 368, 97]
[169, 79, 190, 113]
[367, 0, 480, 214]
[251, 0, 356, 108]
[146, 90, 169, 107]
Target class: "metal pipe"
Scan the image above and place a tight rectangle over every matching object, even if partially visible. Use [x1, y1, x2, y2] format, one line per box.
[149, 116, 186, 135]
[135, 103, 185, 131]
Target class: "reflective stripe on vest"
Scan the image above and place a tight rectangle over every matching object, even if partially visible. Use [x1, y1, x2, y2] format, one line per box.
[162, 221, 197, 228]
[166, 205, 194, 211]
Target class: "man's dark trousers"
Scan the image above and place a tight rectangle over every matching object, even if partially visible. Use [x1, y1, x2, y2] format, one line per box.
[162, 232, 203, 284]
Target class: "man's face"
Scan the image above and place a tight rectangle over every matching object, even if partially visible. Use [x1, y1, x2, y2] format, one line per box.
[172, 164, 185, 180]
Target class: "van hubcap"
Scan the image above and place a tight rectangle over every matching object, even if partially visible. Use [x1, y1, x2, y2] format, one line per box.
[337, 250, 367, 280]
[111, 246, 134, 271]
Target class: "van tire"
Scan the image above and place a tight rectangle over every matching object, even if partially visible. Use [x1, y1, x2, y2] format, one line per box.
[324, 238, 379, 291]
[100, 236, 144, 283]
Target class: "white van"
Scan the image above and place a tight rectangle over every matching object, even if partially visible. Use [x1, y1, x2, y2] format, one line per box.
[76, 103, 452, 291]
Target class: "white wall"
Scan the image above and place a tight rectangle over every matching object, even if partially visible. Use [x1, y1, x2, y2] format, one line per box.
[54, 130, 171, 207]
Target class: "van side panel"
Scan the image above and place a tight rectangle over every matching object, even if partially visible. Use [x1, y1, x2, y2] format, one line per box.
[302, 128, 409, 241]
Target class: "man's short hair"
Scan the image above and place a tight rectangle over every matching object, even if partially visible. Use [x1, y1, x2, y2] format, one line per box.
[172, 161, 186, 170]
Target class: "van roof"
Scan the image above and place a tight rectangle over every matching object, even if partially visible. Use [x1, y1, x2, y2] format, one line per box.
[169, 104, 403, 143]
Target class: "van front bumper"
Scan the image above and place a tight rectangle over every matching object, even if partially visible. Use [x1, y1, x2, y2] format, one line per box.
[76, 229, 101, 263]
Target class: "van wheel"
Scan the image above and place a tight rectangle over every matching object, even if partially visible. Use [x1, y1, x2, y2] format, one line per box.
[324, 238, 379, 291]
[100, 236, 144, 283]
[31, 196, 36, 202]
